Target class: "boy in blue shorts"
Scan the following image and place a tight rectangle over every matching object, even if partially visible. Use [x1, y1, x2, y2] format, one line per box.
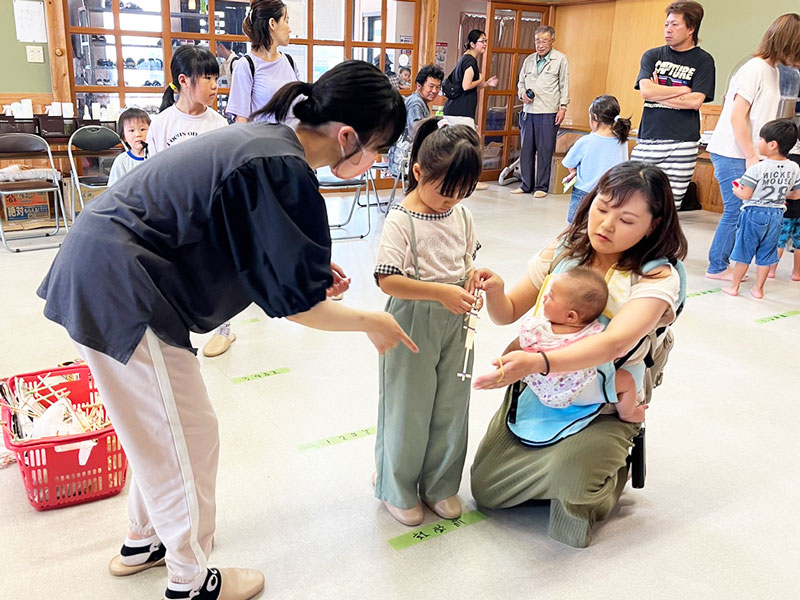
[723, 119, 800, 299]
[768, 148, 800, 280]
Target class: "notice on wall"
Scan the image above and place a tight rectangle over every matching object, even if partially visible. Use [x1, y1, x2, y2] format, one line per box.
[14, 0, 48, 44]
[434, 43, 448, 71]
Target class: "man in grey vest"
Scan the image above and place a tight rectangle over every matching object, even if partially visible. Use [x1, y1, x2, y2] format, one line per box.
[512, 26, 570, 198]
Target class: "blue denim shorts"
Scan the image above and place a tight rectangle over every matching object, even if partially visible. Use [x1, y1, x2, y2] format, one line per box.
[730, 207, 783, 266]
[778, 217, 800, 251]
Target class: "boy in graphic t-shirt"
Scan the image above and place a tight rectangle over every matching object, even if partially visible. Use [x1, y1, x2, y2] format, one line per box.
[632, 1, 715, 209]
[722, 119, 800, 299]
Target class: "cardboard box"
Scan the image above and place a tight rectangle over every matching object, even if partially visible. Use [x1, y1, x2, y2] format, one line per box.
[2, 191, 51, 222]
[63, 182, 106, 221]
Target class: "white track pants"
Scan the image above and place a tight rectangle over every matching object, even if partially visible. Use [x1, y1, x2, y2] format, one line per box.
[75, 328, 218, 587]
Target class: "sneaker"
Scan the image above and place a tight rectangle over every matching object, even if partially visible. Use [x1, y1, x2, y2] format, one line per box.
[510, 187, 528, 195]
[424, 495, 462, 519]
[125, 57, 136, 69]
[109, 540, 166, 577]
[165, 568, 264, 600]
[533, 190, 547, 198]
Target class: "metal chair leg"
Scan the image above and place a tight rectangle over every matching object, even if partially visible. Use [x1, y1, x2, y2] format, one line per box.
[330, 184, 372, 241]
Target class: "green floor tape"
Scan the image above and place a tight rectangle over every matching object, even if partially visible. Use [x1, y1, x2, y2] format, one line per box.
[231, 368, 290, 384]
[233, 317, 261, 325]
[298, 426, 377, 451]
[756, 310, 800, 324]
[388, 510, 487, 550]
[686, 288, 721, 298]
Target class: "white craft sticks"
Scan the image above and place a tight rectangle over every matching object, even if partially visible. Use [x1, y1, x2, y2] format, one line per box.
[457, 290, 483, 381]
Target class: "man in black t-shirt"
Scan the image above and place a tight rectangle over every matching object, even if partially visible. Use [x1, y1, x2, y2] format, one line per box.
[632, 1, 715, 209]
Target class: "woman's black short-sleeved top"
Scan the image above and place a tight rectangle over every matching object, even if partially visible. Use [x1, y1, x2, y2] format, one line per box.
[443, 54, 480, 119]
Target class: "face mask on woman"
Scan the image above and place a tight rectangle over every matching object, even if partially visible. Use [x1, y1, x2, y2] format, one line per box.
[331, 133, 377, 179]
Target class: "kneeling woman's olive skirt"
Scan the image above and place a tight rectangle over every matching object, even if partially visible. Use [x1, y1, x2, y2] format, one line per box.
[470, 384, 641, 547]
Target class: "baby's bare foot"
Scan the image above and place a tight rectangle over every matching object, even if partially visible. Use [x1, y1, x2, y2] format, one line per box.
[721, 286, 739, 296]
[750, 288, 764, 299]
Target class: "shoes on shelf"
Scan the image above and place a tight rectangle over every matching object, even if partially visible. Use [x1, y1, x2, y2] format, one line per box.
[124, 57, 136, 69]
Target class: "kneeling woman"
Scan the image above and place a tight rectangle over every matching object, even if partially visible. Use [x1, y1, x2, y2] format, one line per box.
[470, 162, 687, 548]
[37, 61, 416, 600]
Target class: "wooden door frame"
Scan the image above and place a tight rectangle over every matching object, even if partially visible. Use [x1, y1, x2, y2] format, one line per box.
[480, 1, 551, 180]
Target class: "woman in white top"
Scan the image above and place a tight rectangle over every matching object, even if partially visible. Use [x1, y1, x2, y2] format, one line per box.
[227, 0, 299, 123]
[705, 14, 800, 280]
[145, 45, 228, 154]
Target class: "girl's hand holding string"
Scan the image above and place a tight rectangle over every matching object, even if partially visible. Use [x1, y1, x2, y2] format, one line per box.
[472, 350, 541, 390]
[437, 284, 476, 314]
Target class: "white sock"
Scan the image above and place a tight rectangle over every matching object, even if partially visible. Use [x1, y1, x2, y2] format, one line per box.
[215, 322, 232, 338]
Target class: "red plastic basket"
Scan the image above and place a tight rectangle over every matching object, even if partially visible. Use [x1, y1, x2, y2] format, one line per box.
[1, 364, 128, 511]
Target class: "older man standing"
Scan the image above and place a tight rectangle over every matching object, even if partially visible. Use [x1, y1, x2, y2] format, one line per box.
[512, 26, 569, 197]
[388, 65, 445, 178]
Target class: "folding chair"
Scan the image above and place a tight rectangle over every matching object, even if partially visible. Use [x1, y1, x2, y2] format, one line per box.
[67, 125, 123, 221]
[386, 153, 409, 209]
[0, 133, 68, 253]
[317, 166, 370, 241]
[361, 160, 393, 214]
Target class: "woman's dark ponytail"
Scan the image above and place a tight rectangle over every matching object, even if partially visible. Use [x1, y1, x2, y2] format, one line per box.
[589, 94, 630, 143]
[159, 45, 220, 112]
[243, 0, 286, 52]
[254, 60, 406, 150]
[407, 117, 482, 199]
[464, 29, 485, 51]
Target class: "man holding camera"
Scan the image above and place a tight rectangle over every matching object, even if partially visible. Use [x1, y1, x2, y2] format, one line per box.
[512, 25, 570, 197]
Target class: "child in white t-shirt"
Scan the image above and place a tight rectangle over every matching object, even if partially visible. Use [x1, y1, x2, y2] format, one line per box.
[145, 45, 228, 155]
[146, 45, 232, 357]
[108, 108, 150, 187]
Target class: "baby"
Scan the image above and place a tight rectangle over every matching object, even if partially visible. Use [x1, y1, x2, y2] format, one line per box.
[508, 267, 643, 423]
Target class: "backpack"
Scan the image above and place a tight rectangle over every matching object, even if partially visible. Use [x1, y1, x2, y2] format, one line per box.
[442, 72, 463, 100]
[505, 250, 687, 448]
[442, 56, 469, 100]
[234, 52, 295, 78]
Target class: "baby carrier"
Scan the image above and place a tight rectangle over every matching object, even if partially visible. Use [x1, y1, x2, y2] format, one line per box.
[505, 249, 687, 485]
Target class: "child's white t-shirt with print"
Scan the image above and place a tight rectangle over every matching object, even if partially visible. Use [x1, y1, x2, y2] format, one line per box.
[740, 158, 800, 210]
[145, 105, 228, 154]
